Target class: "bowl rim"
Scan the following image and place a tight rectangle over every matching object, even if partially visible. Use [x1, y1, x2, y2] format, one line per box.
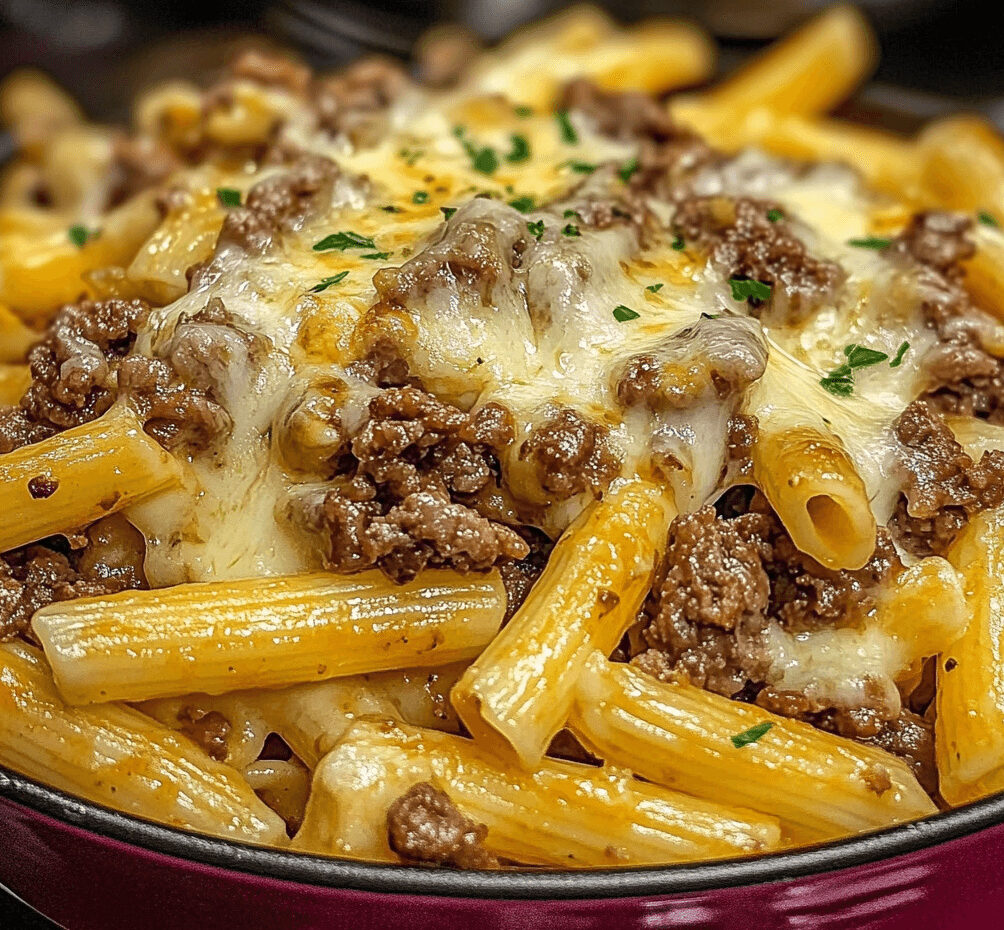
[3, 763, 1004, 900]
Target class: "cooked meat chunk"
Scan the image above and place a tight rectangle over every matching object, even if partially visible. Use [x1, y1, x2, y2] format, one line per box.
[0, 515, 145, 642]
[560, 78, 677, 143]
[218, 153, 338, 253]
[106, 135, 180, 208]
[296, 388, 529, 583]
[673, 196, 843, 318]
[312, 57, 410, 146]
[520, 408, 621, 500]
[497, 526, 553, 622]
[177, 707, 232, 762]
[387, 782, 498, 869]
[891, 400, 1004, 555]
[230, 48, 312, 95]
[415, 26, 482, 88]
[892, 211, 975, 279]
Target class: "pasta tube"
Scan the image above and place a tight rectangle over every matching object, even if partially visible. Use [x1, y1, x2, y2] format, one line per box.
[0, 641, 286, 845]
[292, 719, 781, 865]
[33, 569, 506, 704]
[917, 116, 1004, 219]
[569, 653, 936, 844]
[938, 507, 1004, 804]
[0, 301, 37, 362]
[0, 404, 184, 554]
[963, 225, 1004, 324]
[674, 5, 877, 133]
[0, 363, 30, 405]
[451, 478, 675, 767]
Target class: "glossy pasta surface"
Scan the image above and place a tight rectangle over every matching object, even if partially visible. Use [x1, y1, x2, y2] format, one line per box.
[2, 3, 1003, 870]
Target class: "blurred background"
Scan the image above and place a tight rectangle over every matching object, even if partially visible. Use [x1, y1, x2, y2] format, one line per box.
[0, 0, 998, 926]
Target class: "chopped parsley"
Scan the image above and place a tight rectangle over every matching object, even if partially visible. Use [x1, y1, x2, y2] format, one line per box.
[514, 104, 534, 118]
[671, 235, 685, 251]
[729, 277, 772, 303]
[646, 283, 664, 293]
[766, 208, 783, 223]
[562, 160, 596, 174]
[381, 205, 403, 213]
[412, 190, 429, 204]
[555, 109, 578, 144]
[730, 722, 773, 749]
[562, 223, 580, 237]
[527, 219, 545, 240]
[618, 157, 639, 183]
[361, 251, 391, 260]
[978, 210, 1000, 227]
[508, 196, 536, 213]
[819, 343, 895, 396]
[441, 207, 458, 220]
[564, 209, 581, 219]
[453, 126, 498, 175]
[67, 224, 98, 248]
[310, 271, 349, 293]
[890, 340, 911, 368]
[506, 134, 531, 163]
[848, 236, 892, 250]
[313, 231, 377, 252]
[613, 304, 640, 322]
[216, 187, 241, 207]
[398, 147, 424, 166]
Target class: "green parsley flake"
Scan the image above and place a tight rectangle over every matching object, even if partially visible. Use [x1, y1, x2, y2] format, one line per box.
[848, 236, 892, 250]
[646, 283, 664, 293]
[506, 134, 531, 163]
[412, 191, 429, 204]
[453, 126, 498, 175]
[766, 208, 783, 223]
[562, 223, 580, 237]
[613, 305, 640, 322]
[671, 235, 685, 251]
[514, 105, 533, 118]
[361, 251, 391, 260]
[527, 219, 545, 240]
[819, 343, 893, 396]
[563, 209, 581, 219]
[618, 158, 639, 183]
[313, 231, 377, 252]
[555, 109, 578, 144]
[441, 207, 458, 220]
[67, 224, 97, 248]
[730, 722, 774, 749]
[399, 147, 424, 166]
[978, 210, 1000, 227]
[381, 205, 403, 213]
[890, 340, 911, 368]
[561, 160, 596, 174]
[310, 271, 349, 293]
[508, 196, 536, 213]
[216, 187, 241, 207]
[729, 278, 772, 302]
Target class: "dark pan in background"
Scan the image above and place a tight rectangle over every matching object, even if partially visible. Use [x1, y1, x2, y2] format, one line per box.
[0, 2, 1000, 927]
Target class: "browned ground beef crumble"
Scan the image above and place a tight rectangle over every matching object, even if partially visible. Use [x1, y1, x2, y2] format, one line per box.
[890, 400, 1004, 556]
[295, 387, 529, 583]
[0, 515, 146, 642]
[673, 196, 844, 319]
[387, 782, 498, 869]
[519, 408, 621, 500]
[177, 706, 232, 762]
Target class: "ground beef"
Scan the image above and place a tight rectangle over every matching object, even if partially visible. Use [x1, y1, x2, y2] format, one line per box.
[519, 408, 620, 500]
[218, 152, 338, 254]
[726, 413, 758, 479]
[890, 400, 1004, 555]
[177, 706, 232, 762]
[892, 211, 975, 280]
[673, 196, 844, 319]
[387, 782, 498, 870]
[106, 135, 180, 208]
[0, 298, 150, 454]
[312, 57, 410, 147]
[497, 526, 553, 622]
[632, 499, 899, 696]
[415, 26, 482, 88]
[296, 388, 529, 583]
[0, 515, 145, 642]
[230, 48, 312, 95]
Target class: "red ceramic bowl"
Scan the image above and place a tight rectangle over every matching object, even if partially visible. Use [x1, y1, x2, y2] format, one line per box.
[3, 764, 1004, 929]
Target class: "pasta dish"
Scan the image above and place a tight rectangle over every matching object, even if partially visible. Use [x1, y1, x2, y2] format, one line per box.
[3, 4, 1004, 869]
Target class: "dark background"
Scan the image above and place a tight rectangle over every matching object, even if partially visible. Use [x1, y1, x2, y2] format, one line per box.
[0, 0, 997, 927]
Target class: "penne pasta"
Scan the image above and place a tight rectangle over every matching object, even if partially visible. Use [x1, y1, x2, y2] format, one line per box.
[32, 569, 506, 704]
[963, 224, 1004, 323]
[917, 116, 1004, 220]
[291, 718, 781, 865]
[0, 404, 184, 554]
[938, 507, 1004, 804]
[673, 5, 877, 134]
[451, 478, 675, 767]
[569, 653, 936, 844]
[0, 362, 30, 405]
[0, 641, 287, 845]
[0, 301, 38, 362]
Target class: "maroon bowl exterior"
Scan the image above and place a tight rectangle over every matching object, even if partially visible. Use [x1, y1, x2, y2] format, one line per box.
[4, 773, 1004, 930]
